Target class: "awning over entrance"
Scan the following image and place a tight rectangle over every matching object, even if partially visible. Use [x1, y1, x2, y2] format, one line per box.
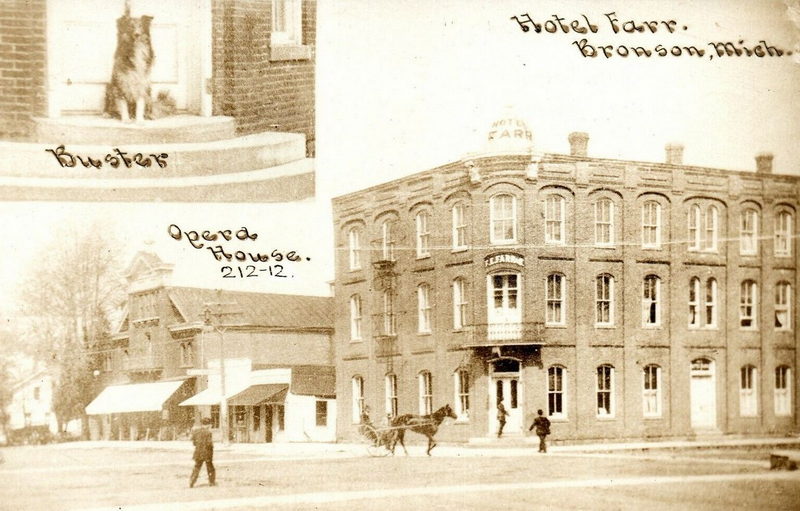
[86, 380, 186, 415]
[227, 384, 288, 406]
[179, 383, 249, 407]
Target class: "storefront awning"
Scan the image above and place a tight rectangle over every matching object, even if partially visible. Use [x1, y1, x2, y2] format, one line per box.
[179, 383, 249, 406]
[228, 384, 288, 406]
[86, 380, 186, 415]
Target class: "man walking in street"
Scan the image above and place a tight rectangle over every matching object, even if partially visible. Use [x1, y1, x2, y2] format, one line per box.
[529, 409, 551, 453]
[189, 417, 216, 488]
[496, 398, 509, 438]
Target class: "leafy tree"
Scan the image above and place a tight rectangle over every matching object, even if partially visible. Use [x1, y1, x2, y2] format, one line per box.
[19, 224, 124, 435]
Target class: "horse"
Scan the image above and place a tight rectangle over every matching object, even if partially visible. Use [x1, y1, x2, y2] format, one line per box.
[390, 404, 458, 456]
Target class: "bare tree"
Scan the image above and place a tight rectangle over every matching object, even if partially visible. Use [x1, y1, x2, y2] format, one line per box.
[18, 223, 125, 435]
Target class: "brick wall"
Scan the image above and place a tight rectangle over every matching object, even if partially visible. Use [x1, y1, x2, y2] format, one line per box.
[211, 0, 316, 156]
[0, 0, 47, 140]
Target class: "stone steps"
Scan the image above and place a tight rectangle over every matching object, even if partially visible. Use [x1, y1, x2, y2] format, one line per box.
[0, 159, 315, 202]
[34, 115, 237, 145]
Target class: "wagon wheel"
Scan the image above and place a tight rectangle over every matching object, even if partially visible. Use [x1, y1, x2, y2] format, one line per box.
[359, 424, 391, 457]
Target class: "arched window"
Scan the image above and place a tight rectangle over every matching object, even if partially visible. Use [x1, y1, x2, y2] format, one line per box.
[385, 373, 398, 418]
[705, 278, 718, 328]
[775, 210, 793, 257]
[452, 202, 467, 250]
[775, 281, 792, 331]
[548, 366, 566, 418]
[381, 220, 395, 261]
[704, 205, 719, 251]
[347, 226, 361, 270]
[490, 194, 516, 244]
[418, 371, 433, 415]
[452, 278, 467, 330]
[596, 365, 615, 417]
[454, 369, 470, 420]
[739, 365, 758, 416]
[688, 277, 700, 328]
[545, 194, 565, 244]
[688, 204, 701, 251]
[642, 201, 661, 248]
[595, 274, 614, 326]
[415, 211, 431, 258]
[417, 284, 432, 333]
[775, 366, 792, 416]
[351, 376, 365, 423]
[594, 198, 614, 246]
[740, 208, 759, 255]
[349, 294, 362, 341]
[642, 275, 661, 327]
[642, 364, 661, 417]
[740, 280, 758, 329]
[546, 274, 565, 325]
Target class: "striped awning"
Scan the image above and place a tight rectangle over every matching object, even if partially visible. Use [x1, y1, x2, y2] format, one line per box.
[86, 380, 186, 415]
[227, 384, 288, 406]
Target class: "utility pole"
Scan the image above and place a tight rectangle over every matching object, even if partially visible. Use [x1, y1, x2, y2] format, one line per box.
[202, 298, 242, 447]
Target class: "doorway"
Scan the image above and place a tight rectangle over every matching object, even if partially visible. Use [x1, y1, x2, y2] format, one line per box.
[489, 358, 522, 435]
[690, 358, 716, 429]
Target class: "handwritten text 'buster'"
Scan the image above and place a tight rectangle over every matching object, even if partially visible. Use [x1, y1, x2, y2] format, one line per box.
[167, 224, 310, 264]
[46, 145, 168, 169]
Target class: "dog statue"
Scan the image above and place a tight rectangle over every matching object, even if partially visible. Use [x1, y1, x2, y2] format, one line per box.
[104, 13, 154, 122]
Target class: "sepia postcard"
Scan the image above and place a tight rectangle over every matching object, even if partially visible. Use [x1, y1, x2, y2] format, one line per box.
[0, 0, 798, 510]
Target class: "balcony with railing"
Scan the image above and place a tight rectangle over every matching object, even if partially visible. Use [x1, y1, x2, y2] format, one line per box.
[373, 334, 399, 358]
[461, 322, 546, 349]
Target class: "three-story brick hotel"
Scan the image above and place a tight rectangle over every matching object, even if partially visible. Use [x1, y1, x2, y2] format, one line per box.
[332, 115, 798, 443]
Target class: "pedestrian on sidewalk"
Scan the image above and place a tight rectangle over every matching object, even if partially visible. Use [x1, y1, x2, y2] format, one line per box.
[529, 409, 551, 453]
[496, 399, 509, 438]
[189, 417, 216, 488]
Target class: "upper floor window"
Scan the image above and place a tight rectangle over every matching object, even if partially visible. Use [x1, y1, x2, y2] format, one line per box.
[415, 211, 431, 258]
[452, 278, 467, 330]
[739, 365, 758, 416]
[382, 290, 396, 336]
[381, 220, 395, 261]
[688, 204, 701, 251]
[641, 201, 661, 248]
[775, 210, 793, 257]
[775, 366, 792, 416]
[418, 371, 433, 415]
[180, 341, 194, 367]
[385, 373, 398, 418]
[642, 275, 661, 327]
[452, 202, 467, 250]
[102, 353, 113, 372]
[595, 274, 614, 326]
[347, 227, 361, 270]
[548, 365, 566, 419]
[642, 364, 661, 417]
[349, 294, 362, 341]
[454, 369, 470, 421]
[740, 280, 758, 329]
[704, 205, 719, 251]
[596, 364, 615, 417]
[705, 278, 718, 328]
[545, 194, 565, 244]
[740, 208, 759, 255]
[688, 277, 700, 328]
[490, 194, 516, 244]
[775, 281, 792, 331]
[351, 376, 365, 423]
[417, 284, 432, 333]
[594, 198, 614, 246]
[546, 274, 565, 325]
[492, 274, 519, 311]
[271, 0, 302, 46]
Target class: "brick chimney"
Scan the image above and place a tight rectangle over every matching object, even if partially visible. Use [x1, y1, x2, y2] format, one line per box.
[665, 143, 684, 165]
[568, 132, 589, 157]
[755, 152, 774, 174]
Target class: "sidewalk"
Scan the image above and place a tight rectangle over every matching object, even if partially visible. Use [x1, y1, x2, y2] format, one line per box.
[50, 435, 800, 459]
